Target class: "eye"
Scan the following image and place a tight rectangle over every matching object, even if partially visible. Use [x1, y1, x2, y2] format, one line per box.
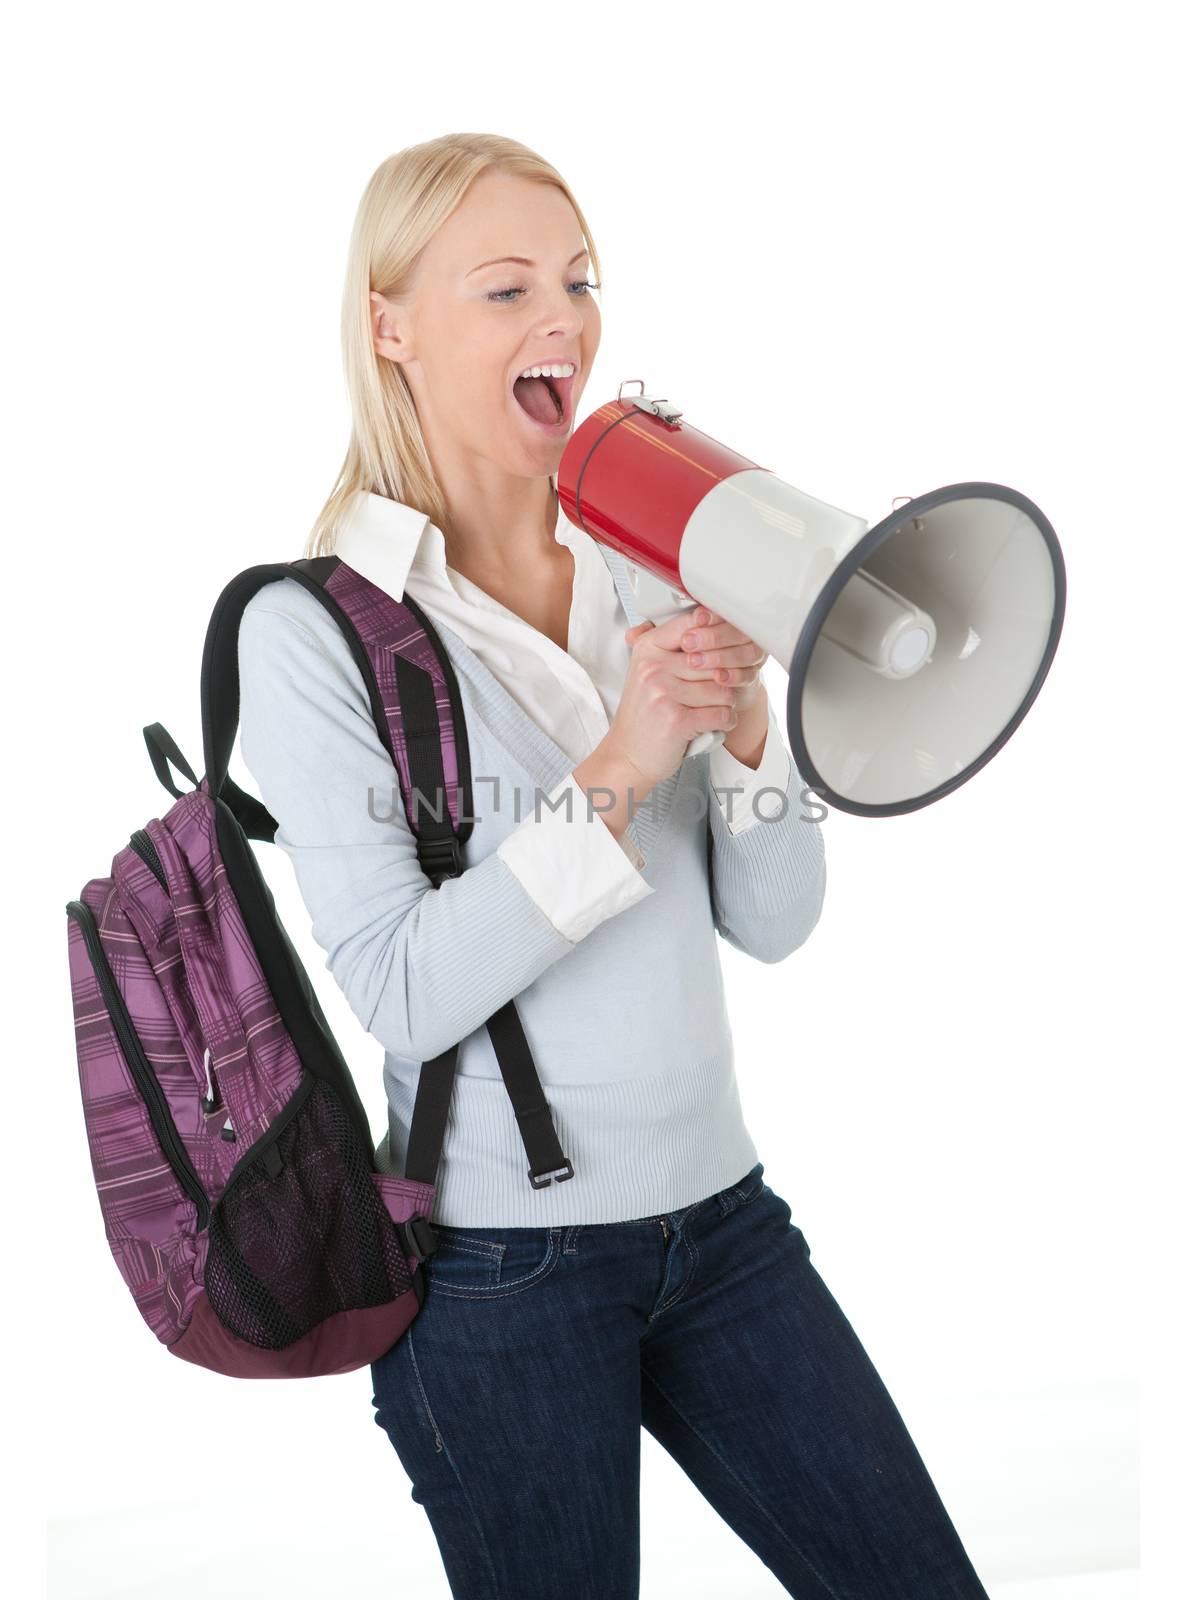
[485, 279, 601, 304]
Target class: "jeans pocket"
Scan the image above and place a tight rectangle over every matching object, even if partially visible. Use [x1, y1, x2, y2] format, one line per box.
[425, 1225, 561, 1299]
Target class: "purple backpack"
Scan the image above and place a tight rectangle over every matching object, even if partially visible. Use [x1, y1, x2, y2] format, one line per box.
[64, 556, 573, 1380]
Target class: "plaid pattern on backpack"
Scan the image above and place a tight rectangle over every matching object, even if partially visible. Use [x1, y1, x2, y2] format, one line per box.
[64, 556, 573, 1380]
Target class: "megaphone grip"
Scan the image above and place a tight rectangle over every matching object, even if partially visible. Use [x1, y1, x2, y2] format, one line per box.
[686, 730, 726, 758]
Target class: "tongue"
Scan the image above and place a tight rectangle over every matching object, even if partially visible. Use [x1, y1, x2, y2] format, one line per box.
[513, 374, 561, 425]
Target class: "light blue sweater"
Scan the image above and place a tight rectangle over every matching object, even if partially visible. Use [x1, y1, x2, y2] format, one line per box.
[237, 571, 827, 1226]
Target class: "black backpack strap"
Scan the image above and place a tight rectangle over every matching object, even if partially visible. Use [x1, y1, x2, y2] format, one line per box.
[389, 650, 466, 882]
[201, 555, 375, 841]
[141, 562, 350, 844]
[404, 998, 574, 1194]
[344, 581, 573, 1194]
[142, 722, 276, 842]
[201, 555, 573, 1197]
[392, 618, 572, 1188]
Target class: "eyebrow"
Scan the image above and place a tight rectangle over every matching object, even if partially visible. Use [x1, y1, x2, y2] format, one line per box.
[466, 248, 589, 277]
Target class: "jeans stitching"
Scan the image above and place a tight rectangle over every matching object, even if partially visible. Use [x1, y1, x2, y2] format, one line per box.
[656, 1224, 700, 1315]
[434, 1242, 502, 1270]
[722, 1179, 764, 1218]
[437, 1234, 503, 1258]
[718, 1165, 764, 1216]
[429, 1229, 561, 1299]
[428, 1239, 502, 1291]
[641, 1365, 845, 1600]
[405, 1323, 445, 1451]
[404, 1325, 503, 1596]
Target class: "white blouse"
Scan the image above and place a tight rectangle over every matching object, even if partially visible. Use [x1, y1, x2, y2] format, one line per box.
[330, 489, 791, 943]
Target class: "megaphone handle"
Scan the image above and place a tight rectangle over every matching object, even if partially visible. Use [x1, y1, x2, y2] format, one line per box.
[686, 729, 726, 758]
[614, 559, 727, 762]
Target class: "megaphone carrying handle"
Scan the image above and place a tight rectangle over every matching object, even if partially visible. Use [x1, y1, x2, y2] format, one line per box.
[686, 729, 726, 758]
[607, 554, 727, 760]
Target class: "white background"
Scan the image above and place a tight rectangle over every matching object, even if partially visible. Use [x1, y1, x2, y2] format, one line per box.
[7, 2, 1180, 1596]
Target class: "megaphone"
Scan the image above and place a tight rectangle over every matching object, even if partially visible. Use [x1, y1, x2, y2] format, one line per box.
[557, 380, 1066, 818]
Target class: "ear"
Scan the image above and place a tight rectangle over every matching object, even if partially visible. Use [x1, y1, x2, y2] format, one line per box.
[370, 291, 413, 362]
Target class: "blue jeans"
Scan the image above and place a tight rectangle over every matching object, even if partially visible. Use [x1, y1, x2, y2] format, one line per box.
[369, 1162, 991, 1598]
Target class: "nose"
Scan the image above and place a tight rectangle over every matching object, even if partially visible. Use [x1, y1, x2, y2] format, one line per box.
[539, 284, 585, 335]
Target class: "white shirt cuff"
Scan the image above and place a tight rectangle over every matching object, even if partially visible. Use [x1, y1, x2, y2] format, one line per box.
[496, 772, 655, 943]
[708, 702, 793, 835]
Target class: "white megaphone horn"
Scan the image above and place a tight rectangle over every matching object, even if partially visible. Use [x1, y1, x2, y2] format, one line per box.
[556, 380, 1067, 819]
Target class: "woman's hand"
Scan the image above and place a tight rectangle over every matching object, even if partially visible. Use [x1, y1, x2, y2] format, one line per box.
[679, 607, 770, 767]
[602, 609, 744, 790]
[679, 607, 768, 715]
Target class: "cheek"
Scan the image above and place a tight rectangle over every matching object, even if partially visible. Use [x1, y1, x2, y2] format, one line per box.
[430, 311, 503, 391]
[579, 315, 601, 390]
[450, 353, 509, 421]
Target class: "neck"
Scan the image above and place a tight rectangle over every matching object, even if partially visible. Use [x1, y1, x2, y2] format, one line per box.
[442, 476, 561, 585]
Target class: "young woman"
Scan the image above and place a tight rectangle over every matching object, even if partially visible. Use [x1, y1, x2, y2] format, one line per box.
[236, 134, 991, 1599]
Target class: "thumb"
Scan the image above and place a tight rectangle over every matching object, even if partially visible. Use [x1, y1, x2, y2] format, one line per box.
[624, 620, 656, 646]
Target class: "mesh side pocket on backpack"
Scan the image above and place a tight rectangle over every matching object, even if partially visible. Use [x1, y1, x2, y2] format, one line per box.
[204, 1071, 413, 1350]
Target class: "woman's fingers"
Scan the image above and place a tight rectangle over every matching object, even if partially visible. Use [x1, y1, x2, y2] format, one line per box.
[682, 641, 767, 672]
[627, 610, 767, 675]
[681, 616, 754, 654]
[677, 675, 744, 707]
[626, 611, 712, 652]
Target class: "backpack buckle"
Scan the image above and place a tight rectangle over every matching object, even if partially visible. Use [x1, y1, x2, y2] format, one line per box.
[417, 835, 462, 884]
[528, 1160, 574, 1189]
[400, 1214, 438, 1262]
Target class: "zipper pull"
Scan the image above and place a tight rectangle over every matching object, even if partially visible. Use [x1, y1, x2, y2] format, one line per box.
[200, 1046, 217, 1113]
[220, 1115, 236, 1142]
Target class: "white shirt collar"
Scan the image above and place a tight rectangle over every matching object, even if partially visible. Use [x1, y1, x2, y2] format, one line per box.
[333, 490, 436, 601]
[333, 487, 588, 603]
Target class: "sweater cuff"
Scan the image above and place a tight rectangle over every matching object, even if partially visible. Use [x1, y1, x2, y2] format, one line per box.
[495, 772, 655, 943]
[708, 702, 793, 835]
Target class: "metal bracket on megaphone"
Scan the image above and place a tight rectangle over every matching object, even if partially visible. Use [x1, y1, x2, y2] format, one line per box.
[617, 378, 684, 427]
[891, 494, 926, 533]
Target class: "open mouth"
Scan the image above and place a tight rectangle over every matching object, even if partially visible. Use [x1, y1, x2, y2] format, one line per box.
[511, 368, 575, 431]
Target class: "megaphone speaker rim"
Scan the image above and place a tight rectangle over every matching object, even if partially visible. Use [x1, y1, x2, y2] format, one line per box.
[786, 480, 1067, 818]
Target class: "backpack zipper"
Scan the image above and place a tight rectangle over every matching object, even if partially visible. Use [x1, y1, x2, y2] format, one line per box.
[67, 898, 210, 1230]
[128, 828, 168, 891]
[127, 834, 225, 1122]
[201, 1046, 219, 1113]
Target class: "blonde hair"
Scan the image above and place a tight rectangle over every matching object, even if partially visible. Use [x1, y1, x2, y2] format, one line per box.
[305, 133, 604, 559]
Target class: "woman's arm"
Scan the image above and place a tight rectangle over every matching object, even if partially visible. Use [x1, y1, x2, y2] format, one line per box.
[704, 689, 827, 963]
[237, 591, 653, 1065]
